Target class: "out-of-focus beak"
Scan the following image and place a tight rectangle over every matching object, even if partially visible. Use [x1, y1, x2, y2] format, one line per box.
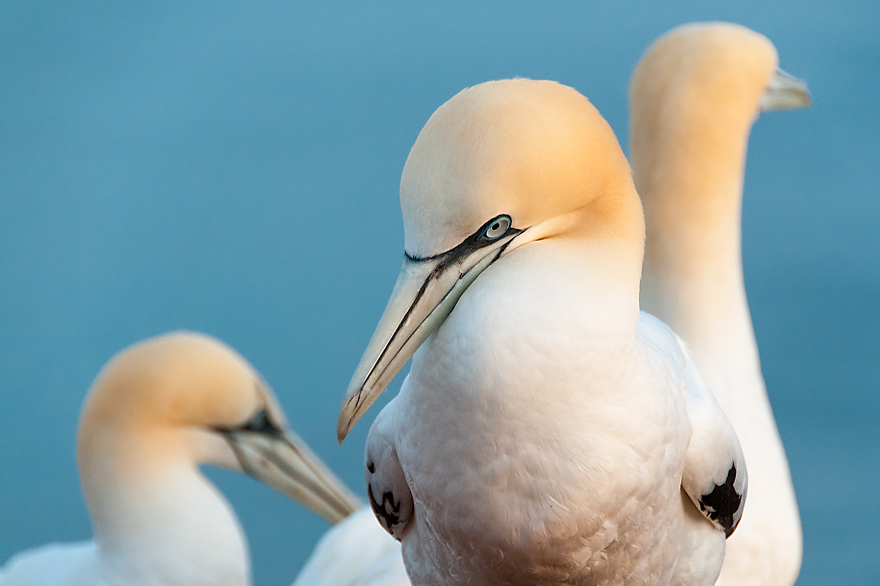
[337, 226, 522, 442]
[220, 426, 360, 524]
[759, 68, 811, 112]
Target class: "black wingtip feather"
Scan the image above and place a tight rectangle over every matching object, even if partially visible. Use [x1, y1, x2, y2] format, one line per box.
[699, 464, 743, 537]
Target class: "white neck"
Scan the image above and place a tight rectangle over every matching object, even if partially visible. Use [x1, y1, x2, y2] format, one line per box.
[634, 107, 764, 400]
[631, 85, 804, 586]
[518, 194, 646, 339]
[461, 206, 646, 354]
[533, 181, 647, 334]
[78, 427, 250, 586]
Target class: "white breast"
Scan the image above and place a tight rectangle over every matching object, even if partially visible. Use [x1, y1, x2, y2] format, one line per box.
[380, 245, 722, 585]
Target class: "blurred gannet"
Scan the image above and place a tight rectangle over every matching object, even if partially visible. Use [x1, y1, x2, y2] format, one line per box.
[630, 23, 810, 586]
[336, 79, 747, 585]
[0, 332, 359, 586]
[293, 508, 410, 586]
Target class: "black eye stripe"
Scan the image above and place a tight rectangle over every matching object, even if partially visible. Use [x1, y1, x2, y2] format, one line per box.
[405, 214, 521, 263]
[240, 409, 282, 435]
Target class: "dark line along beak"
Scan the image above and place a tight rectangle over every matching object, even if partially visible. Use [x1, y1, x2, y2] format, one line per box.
[218, 426, 360, 525]
[759, 68, 811, 112]
[337, 221, 523, 442]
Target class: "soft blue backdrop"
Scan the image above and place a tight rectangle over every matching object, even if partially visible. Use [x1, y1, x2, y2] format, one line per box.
[1, 2, 877, 584]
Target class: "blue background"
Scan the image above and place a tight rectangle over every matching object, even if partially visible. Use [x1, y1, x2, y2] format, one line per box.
[1, 2, 877, 584]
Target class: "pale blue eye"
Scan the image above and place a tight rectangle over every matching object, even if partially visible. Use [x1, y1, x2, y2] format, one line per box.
[482, 215, 511, 240]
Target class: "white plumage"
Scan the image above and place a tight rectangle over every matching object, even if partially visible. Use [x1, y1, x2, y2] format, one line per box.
[0, 332, 360, 586]
[631, 22, 809, 586]
[293, 508, 409, 586]
[338, 79, 747, 585]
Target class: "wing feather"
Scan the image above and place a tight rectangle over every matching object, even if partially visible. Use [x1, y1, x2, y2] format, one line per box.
[365, 398, 414, 541]
[677, 337, 748, 537]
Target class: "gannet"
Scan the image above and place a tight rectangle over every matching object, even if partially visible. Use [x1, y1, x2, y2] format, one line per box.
[0, 332, 360, 586]
[630, 23, 810, 586]
[293, 507, 410, 586]
[336, 79, 748, 585]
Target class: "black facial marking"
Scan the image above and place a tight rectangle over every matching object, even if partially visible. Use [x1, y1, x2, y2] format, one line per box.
[367, 460, 376, 473]
[355, 215, 525, 396]
[405, 214, 522, 263]
[699, 464, 742, 537]
[368, 483, 403, 541]
[234, 409, 282, 436]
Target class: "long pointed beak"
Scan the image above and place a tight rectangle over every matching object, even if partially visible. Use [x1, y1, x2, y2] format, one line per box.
[759, 68, 811, 112]
[222, 427, 360, 524]
[337, 230, 522, 442]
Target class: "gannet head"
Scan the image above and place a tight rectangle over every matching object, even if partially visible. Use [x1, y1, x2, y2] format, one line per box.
[78, 332, 358, 525]
[338, 79, 641, 441]
[630, 22, 810, 130]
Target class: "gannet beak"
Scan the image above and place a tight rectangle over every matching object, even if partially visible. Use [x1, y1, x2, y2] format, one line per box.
[759, 68, 811, 112]
[220, 426, 360, 524]
[337, 225, 523, 442]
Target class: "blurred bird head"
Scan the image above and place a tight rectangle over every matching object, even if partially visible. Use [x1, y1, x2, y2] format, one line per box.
[630, 22, 810, 141]
[78, 331, 358, 526]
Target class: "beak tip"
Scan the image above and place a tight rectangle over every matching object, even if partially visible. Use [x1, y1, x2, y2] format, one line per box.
[760, 69, 812, 112]
[336, 399, 357, 444]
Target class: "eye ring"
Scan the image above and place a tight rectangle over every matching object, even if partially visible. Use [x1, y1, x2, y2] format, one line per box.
[480, 215, 512, 241]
